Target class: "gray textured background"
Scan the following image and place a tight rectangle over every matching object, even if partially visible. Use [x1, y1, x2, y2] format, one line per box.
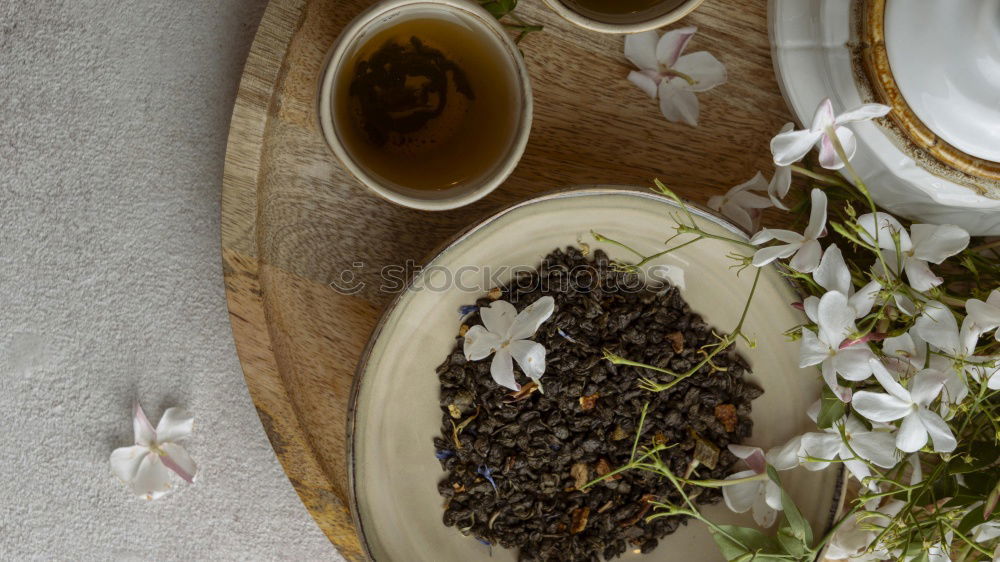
[1, 1, 341, 559]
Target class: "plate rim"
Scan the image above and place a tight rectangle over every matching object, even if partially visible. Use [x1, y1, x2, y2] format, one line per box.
[345, 186, 845, 561]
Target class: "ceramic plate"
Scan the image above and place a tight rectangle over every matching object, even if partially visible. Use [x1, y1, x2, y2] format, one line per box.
[348, 188, 842, 561]
[769, 0, 1000, 235]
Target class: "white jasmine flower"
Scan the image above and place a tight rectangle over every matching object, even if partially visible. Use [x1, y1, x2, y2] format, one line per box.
[721, 443, 796, 527]
[110, 403, 197, 500]
[767, 123, 795, 209]
[707, 172, 773, 233]
[800, 415, 896, 483]
[914, 301, 996, 390]
[766, 434, 808, 471]
[881, 331, 927, 376]
[972, 520, 1000, 543]
[803, 244, 881, 321]
[799, 290, 874, 402]
[881, 333, 966, 420]
[870, 260, 921, 317]
[857, 213, 970, 292]
[770, 98, 890, 170]
[751, 188, 827, 273]
[463, 297, 555, 391]
[921, 542, 952, 562]
[968, 288, 1000, 342]
[852, 359, 956, 453]
[624, 26, 726, 127]
[826, 499, 904, 561]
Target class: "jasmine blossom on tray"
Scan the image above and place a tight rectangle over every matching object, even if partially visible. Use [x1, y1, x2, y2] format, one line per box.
[750, 187, 828, 273]
[968, 289, 1000, 341]
[722, 444, 797, 527]
[858, 212, 970, 291]
[851, 359, 957, 453]
[707, 172, 771, 233]
[584, 97, 1000, 560]
[767, 122, 796, 210]
[623, 26, 726, 127]
[770, 98, 890, 170]
[110, 403, 197, 500]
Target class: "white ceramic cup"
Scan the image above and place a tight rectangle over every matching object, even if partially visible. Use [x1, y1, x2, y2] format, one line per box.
[317, 0, 533, 211]
[542, 0, 705, 34]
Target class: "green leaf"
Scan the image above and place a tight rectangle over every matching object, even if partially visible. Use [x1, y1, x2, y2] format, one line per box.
[928, 473, 959, 503]
[985, 478, 1000, 519]
[961, 254, 979, 276]
[830, 220, 868, 248]
[959, 472, 999, 495]
[480, 3, 507, 18]
[478, 0, 516, 18]
[947, 442, 1000, 474]
[776, 521, 809, 557]
[816, 386, 846, 429]
[943, 489, 991, 510]
[709, 525, 781, 561]
[957, 505, 987, 535]
[767, 466, 813, 545]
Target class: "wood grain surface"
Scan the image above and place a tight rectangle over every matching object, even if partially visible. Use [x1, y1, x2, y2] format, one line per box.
[221, 0, 804, 558]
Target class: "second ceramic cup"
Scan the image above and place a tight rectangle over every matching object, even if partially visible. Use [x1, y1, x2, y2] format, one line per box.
[318, 0, 533, 211]
[542, 0, 705, 34]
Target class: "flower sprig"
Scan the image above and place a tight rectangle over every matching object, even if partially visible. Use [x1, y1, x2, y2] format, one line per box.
[592, 97, 1000, 561]
[599, 267, 760, 394]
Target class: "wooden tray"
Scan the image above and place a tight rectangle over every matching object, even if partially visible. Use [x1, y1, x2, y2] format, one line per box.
[221, 0, 796, 558]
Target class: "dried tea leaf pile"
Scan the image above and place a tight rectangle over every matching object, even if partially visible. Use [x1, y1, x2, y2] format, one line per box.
[433, 247, 763, 561]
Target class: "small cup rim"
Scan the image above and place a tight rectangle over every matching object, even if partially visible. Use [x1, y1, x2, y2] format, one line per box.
[317, 0, 533, 211]
[541, 0, 706, 34]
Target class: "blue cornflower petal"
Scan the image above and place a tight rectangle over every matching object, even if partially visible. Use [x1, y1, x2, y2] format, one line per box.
[558, 328, 579, 343]
[477, 464, 498, 494]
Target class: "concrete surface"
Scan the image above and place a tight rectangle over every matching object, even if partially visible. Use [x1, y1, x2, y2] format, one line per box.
[0, 1, 341, 559]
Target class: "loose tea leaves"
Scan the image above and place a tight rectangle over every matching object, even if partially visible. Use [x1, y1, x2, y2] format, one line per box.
[433, 247, 762, 561]
[350, 36, 474, 147]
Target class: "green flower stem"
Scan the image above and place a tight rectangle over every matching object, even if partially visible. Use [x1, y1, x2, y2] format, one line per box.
[602, 350, 677, 377]
[506, 23, 543, 43]
[579, 443, 673, 490]
[679, 472, 769, 488]
[630, 402, 649, 462]
[824, 126, 876, 215]
[633, 238, 703, 267]
[652, 179, 697, 225]
[591, 230, 645, 260]
[675, 224, 755, 248]
[654, 461, 811, 561]
[824, 125, 897, 280]
[614, 268, 760, 393]
[970, 239, 1000, 253]
[790, 165, 851, 188]
[591, 229, 740, 273]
